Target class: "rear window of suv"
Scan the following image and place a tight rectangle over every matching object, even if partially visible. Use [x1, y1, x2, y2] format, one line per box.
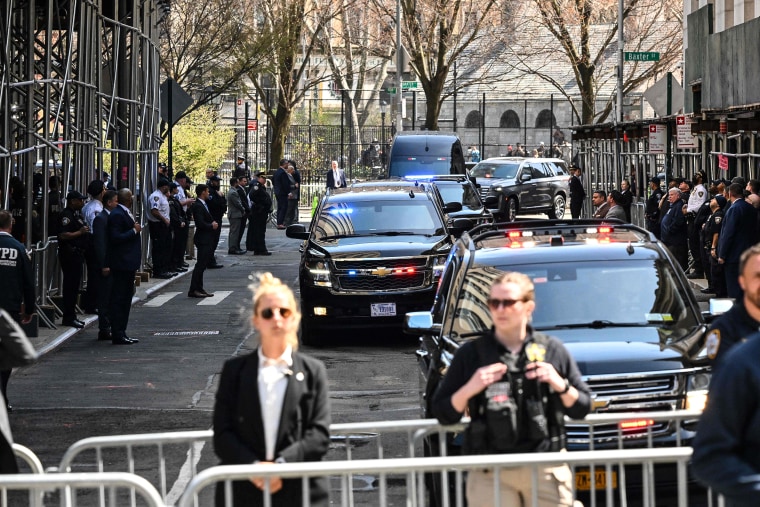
[470, 162, 520, 179]
[315, 199, 445, 239]
[449, 259, 700, 344]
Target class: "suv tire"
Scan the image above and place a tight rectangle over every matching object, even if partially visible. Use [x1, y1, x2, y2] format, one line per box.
[548, 194, 566, 219]
[499, 195, 518, 222]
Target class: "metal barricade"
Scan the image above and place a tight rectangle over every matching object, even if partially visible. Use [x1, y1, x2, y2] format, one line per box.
[29, 238, 61, 328]
[14, 444, 44, 475]
[176, 447, 698, 507]
[0, 472, 163, 507]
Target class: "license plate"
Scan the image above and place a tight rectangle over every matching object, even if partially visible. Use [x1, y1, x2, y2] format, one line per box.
[575, 470, 618, 491]
[370, 303, 396, 317]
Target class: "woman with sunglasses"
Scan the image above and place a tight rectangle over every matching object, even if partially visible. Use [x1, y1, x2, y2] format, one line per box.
[213, 272, 331, 507]
[431, 271, 590, 506]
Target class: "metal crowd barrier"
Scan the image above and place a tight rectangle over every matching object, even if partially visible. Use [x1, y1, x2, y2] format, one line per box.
[13, 444, 44, 475]
[176, 447, 697, 507]
[29, 238, 61, 328]
[0, 472, 163, 507]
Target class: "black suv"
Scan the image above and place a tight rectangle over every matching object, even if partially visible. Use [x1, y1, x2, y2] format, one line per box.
[405, 220, 711, 502]
[471, 157, 570, 221]
[286, 181, 466, 345]
[408, 174, 494, 229]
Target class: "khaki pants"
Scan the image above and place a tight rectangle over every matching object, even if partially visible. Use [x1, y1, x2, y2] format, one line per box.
[467, 463, 580, 507]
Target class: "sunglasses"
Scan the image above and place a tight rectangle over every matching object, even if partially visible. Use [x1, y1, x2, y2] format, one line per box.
[259, 307, 293, 319]
[487, 298, 527, 309]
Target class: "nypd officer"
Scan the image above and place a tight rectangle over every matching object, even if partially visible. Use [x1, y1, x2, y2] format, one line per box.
[146, 178, 174, 279]
[248, 172, 273, 255]
[0, 210, 36, 412]
[645, 177, 663, 238]
[57, 190, 89, 328]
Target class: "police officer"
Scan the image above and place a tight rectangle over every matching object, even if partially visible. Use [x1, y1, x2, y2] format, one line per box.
[705, 243, 760, 370]
[57, 190, 89, 328]
[432, 272, 590, 506]
[167, 183, 189, 273]
[645, 176, 663, 238]
[568, 166, 585, 219]
[206, 175, 227, 268]
[248, 172, 273, 256]
[81, 180, 106, 314]
[147, 178, 174, 279]
[686, 171, 708, 278]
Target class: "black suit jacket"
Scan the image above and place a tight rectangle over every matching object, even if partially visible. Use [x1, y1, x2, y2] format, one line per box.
[107, 206, 141, 272]
[191, 200, 215, 246]
[213, 350, 331, 507]
[92, 210, 110, 269]
[325, 169, 347, 189]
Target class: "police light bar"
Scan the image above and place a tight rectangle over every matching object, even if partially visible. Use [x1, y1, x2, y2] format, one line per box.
[618, 419, 655, 431]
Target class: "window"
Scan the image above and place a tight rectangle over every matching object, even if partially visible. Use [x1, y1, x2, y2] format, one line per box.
[535, 110, 556, 129]
[500, 110, 520, 129]
[465, 110, 483, 128]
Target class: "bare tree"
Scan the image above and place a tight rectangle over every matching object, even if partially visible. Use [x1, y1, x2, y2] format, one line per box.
[500, 0, 682, 125]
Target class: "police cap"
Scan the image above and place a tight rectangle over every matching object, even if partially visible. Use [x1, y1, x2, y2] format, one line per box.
[66, 190, 86, 200]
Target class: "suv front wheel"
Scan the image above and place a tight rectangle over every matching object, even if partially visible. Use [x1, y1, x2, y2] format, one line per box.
[548, 194, 566, 219]
[499, 195, 518, 222]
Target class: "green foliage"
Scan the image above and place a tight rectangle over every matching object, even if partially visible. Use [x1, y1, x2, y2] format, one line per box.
[159, 105, 235, 184]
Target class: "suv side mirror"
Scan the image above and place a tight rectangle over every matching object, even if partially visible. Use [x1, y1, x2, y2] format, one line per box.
[442, 202, 463, 213]
[285, 223, 310, 240]
[519, 172, 532, 182]
[404, 311, 441, 335]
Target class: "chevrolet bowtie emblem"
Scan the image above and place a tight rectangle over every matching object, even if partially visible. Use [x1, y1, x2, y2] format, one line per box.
[591, 397, 610, 411]
[372, 267, 391, 277]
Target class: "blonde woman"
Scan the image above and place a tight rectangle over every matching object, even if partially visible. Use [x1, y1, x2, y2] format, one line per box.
[213, 272, 331, 506]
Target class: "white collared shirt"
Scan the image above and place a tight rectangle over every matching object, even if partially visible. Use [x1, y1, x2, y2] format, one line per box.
[82, 199, 104, 229]
[257, 346, 293, 461]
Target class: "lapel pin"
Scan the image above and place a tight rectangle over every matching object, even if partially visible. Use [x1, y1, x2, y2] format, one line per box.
[295, 372, 305, 381]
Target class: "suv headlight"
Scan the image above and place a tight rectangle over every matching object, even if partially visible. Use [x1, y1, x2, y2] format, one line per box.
[305, 259, 332, 287]
[685, 372, 711, 412]
[492, 185, 503, 193]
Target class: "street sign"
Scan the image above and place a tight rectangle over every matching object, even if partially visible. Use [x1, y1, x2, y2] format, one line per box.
[247, 119, 258, 131]
[648, 124, 666, 154]
[624, 52, 660, 62]
[676, 115, 698, 149]
[402, 81, 419, 89]
[386, 87, 397, 94]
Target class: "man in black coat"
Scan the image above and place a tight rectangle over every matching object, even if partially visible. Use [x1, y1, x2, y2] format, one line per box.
[249, 172, 273, 255]
[189, 184, 219, 298]
[236, 176, 252, 253]
[57, 190, 90, 328]
[106, 189, 141, 345]
[718, 183, 760, 299]
[660, 187, 689, 271]
[568, 165, 585, 219]
[206, 175, 227, 268]
[272, 159, 291, 229]
[92, 190, 118, 341]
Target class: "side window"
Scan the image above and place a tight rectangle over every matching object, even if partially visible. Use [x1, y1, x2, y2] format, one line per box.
[551, 162, 568, 176]
[531, 162, 550, 179]
[432, 260, 457, 323]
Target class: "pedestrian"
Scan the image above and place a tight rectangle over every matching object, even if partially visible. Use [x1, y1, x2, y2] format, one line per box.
[470, 145, 481, 163]
[717, 183, 759, 299]
[326, 160, 347, 190]
[106, 189, 140, 345]
[206, 175, 227, 268]
[0, 210, 37, 413]
[686, 171, 709, 278]
[660, 187, 689, 271]
[173, 171, 196, 264]
[188, 184, 218, 298]
[272, 159, 291, 229]
[235, 176, 252, 253]
[168, 183, 189, 274]
[57, 190, 90, 328]
[92, 190, 119, 341]
[605, 190, 627, 221]
[81, 179, 106, 313]
[431, 272, 590, 506]
[284, 164, 299, 227]
[568, 166, 585, 219]
[234, 156, 251, 180]
[249, 172, 273, 256]
[213, 272, 330, 507]
[591, 190, 610, 218]
[0, 310, 37, 472]
[619, 179, 633, 222]
[146, 178, 175, 279]
[226, 177, 247, 255]
[691, 331, 760, 506]
[289, 160, 301, 224]
[645, 176, 663, 238]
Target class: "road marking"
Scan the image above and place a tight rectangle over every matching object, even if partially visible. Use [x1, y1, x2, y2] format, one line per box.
[197, 290, 233, 305]
[144, 291, 182, 307]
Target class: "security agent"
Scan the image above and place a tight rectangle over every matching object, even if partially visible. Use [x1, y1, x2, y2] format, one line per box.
[645, 176, 663, 237]
[432, 272, 590, 506]
[206, 175, 227, 268]
[705, 244, 760, 369]
[57, 190, 90, 328]
[248, 172, 273, 255]
[146, 179, 175, 279]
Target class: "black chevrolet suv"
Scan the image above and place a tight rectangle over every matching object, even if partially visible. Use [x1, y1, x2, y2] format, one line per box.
[286, 180, 466, 345]
[405, 219, 711, 503]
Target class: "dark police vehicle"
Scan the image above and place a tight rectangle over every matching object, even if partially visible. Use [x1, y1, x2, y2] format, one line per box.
[405, 219, 711, 504]
[387, 132, 466, 178]
[286, 180, 467, 345]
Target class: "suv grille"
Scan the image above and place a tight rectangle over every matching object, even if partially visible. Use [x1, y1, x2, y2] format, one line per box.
[566, 373, 682, 447]
[479, 188, 491, 201]
[332, 257, 432, 292]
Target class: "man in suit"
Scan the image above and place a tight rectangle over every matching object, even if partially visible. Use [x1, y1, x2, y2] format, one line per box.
[235, 176, 252, 252]
[718, 183, 760, 299]
[226, 177, 247, 254]
[326, 159, 347, 190]
[605, 190, 628, 222]
[272, 159, 291, 229]
[106, 189, 141, 345]
[92, 190, 118, 341]
[189, 184, 219, 298]
[206, 175, 227, 267]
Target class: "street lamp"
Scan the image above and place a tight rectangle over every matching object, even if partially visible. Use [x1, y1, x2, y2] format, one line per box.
[380, 101, 388, 143]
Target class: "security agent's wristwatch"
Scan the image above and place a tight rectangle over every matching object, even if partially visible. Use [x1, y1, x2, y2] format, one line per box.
[559, 378, 571, 394]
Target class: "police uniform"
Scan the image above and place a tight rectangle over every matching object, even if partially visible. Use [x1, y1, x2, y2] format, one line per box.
[705, 301, 760, 370]
[57, 193, 89, 326]
[248, 176, 273, 255]
[703, 206, 725, 295]
[168, 189, 188, 272]
[147, 186, 172, 276]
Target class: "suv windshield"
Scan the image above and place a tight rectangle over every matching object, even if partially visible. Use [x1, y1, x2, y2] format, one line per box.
[450, 259, 700, 343]
[435, 182, 482, 208]
[470, 162, 520, 179]
[315, 199, 444, 239]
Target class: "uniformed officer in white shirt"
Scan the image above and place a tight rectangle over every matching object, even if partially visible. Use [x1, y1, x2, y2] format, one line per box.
[147, 179, 174, 279]
[686, 170, 709, 278]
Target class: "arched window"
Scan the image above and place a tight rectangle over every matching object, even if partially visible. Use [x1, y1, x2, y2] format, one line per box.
[500, 110, 520, 129]
[535, 110, 555, 129]
[465, 110, 482, 128]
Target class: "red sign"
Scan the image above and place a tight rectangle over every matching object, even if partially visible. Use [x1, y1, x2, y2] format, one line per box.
[718, 154, 729, 170]
[237, 99, 242, 106]
[247, 120, 258, 131]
